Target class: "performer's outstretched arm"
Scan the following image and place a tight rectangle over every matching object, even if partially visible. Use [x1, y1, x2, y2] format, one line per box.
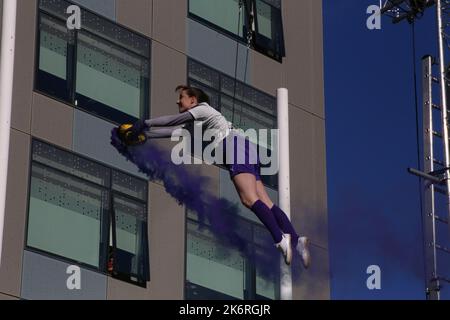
[144, 112, 194, 127]
[144, 127, 184, 139]
[130, 112, 194, 139]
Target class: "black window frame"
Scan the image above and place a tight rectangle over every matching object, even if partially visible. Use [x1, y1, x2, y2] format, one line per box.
[25, 139, 150, 288]
[35, 0, 151, 125]
[187, 0, 285, 62]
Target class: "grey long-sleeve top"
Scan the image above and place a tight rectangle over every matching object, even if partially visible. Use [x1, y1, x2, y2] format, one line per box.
[144, 112, 194, 127]
[143, 112, 194, 138]
[143, 103, 231, 142]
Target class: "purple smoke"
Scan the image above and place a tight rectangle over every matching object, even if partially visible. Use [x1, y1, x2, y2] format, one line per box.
[111, 129, 280, 281]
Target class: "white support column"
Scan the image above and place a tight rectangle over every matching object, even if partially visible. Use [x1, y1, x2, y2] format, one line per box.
[0, 0, 17, 267]
[277, 88, 292, 300]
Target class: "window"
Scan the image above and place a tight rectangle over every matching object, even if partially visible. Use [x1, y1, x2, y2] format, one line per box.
[110, 172, 149, 283]
[36, 0, 151, 124]
[37, 13, 74, 101]
[185, 210, 280, 300]
[189, 0, 249, 38]
[188, 0, 285, 61]
[188, 58, 278, 188]
[254, 0, 285, 61]
[27, 140, 150, 287]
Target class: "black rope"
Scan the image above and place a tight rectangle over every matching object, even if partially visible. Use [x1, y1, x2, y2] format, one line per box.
[238, 44, 251, 127]
[411, 21, 427, 296]
[232, 1, 243, 125]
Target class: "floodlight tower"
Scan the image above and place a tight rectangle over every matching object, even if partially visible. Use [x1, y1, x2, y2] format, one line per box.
[382, 0, 450, 300]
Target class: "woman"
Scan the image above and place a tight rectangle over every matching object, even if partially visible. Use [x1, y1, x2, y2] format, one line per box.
[127, 85, 310, 268]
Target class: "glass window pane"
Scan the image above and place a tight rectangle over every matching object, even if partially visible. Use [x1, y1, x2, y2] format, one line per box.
[36, 13, 72, 101]
[186, 220, 245, 299]
[28, 163, 109, 268]
[39, 14, 68, 80]
[256, 0, 272, 39]
[76, 31, 149, 119]
[113, 195, 148, 280]
[189, 0, 246, 37]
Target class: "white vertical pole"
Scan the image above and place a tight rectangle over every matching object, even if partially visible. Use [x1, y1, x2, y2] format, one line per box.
[277, 88, 292, 300]
[0, 0, 17, 267]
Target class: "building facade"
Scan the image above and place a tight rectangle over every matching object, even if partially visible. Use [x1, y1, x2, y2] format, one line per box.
[0, 0, 328, 300]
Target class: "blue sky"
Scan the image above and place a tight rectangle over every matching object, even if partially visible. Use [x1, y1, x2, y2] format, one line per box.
[323, 0, 445, 299]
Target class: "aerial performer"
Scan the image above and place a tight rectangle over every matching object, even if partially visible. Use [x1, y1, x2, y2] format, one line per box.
[115, 85, 310, 268]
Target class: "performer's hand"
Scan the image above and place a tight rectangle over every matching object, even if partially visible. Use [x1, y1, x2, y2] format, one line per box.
[129, 119, 146, 139]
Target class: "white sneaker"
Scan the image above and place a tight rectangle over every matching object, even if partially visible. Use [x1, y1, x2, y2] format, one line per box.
[297, 237, 311, 269]
[275, 234, 292, 265]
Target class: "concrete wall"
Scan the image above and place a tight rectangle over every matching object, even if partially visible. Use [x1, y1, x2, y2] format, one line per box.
[11, 0, 36, 134]
[0, 129, 30, 298]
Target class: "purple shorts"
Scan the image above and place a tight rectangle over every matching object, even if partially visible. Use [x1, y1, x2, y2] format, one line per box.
[223, 135, 261, 181]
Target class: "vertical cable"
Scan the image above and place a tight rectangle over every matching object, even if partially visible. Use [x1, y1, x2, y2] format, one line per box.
[411, 21, 428, 297]
[232, 0, 243, 125]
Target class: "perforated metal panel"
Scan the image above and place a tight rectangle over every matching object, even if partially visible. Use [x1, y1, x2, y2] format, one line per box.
[33, 140, 111, 187]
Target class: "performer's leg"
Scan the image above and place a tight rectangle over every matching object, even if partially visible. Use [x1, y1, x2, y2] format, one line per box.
[256, 180, 300, 245]
[254, 180, 274, 208]
[233, 173, 282, 244]
[255, 181, 310, 268]
[228, 136, 291, 264]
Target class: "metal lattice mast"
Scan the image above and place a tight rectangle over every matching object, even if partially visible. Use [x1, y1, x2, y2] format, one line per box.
[382, 0, 450, 300]
[421, 55, 440, 300]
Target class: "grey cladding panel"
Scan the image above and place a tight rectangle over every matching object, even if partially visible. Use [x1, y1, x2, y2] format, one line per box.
[188, 19, 251, 84]
[21, 250, 107, 300]
[72, 109, 147, 179]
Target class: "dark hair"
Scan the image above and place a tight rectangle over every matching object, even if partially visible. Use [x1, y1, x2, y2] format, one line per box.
[175, 85, 210, 105]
